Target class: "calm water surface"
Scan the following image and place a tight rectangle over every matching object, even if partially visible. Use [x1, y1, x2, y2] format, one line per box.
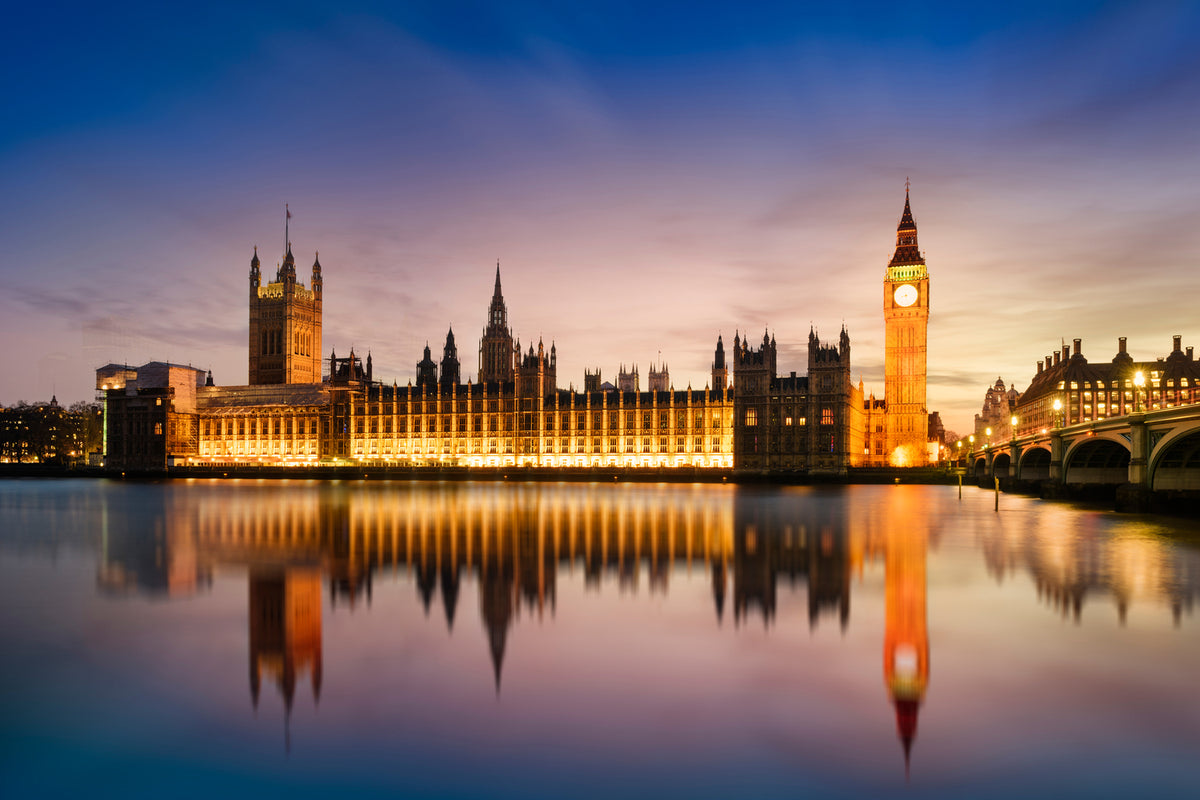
[1, 479, 1198, 798]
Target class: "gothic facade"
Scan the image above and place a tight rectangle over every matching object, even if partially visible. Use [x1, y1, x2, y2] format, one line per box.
[101, 217, 874, 475]
[732, 327, 865, 474]
[248, 245, 323, 385]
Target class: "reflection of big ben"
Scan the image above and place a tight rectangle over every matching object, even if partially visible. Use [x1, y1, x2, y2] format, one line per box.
[883, 187, 930, 466]
[249, 568, 323, 712]
[884, 522, 929, 770]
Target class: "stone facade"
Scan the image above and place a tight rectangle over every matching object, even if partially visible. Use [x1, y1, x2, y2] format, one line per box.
[101, 219, 876, 474]
[1015, 336, 1200, 437]
[973, 377, 1021, 444]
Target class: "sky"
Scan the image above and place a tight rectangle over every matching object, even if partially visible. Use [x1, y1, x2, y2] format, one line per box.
[2, 1, 1198, 434]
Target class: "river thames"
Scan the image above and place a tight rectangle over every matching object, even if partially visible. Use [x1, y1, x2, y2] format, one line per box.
[1, 479, 1197, 798]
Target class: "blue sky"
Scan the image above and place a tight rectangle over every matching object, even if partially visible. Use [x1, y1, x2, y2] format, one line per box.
[2, 1, 1198, 433]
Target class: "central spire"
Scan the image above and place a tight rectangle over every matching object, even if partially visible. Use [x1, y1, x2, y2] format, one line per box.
[889, 186, 924, 269]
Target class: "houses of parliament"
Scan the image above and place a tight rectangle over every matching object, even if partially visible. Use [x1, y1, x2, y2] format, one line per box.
[98, 190, 936, 473]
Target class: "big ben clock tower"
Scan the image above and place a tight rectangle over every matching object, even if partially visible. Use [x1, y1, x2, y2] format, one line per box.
[883, 187, 930, 466]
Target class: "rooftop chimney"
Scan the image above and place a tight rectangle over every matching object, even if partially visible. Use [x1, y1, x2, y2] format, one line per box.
[1188, 347, 1195, 361]
[1173, 335, 1182, 352]
[1054, 351, 1061, 366]
[1045, 356, 1052, 371]
[1118, 337, 1127, 354]
[1073, 339, 1081, 357]
[1037, 361, 1043, 374]
[1062, 344, 1070, 361]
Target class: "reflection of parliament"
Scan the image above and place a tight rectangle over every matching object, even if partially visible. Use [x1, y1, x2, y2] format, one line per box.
[91, 485, 1196, 766]
[99, 190, 939, 472]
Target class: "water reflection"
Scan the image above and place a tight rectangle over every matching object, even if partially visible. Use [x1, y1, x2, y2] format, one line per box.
[77, 482, 1198, 767]
[249, 567, 323, 749]
[3, 479, 1199, 789]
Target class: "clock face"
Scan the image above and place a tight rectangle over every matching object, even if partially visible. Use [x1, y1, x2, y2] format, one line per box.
[894, 284, 918, 307]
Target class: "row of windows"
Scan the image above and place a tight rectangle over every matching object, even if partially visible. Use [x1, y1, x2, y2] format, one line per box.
[203, 418, 321, 437]
[349, 437, 726, 456]
[1062, 376, 1192, 390]
[742, 408, 830, 426]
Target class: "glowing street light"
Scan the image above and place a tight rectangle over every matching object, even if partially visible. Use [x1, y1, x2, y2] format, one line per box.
[1052, 397, 1063, 428]
[1010, 415, 1019, 439]
[1134, 370, 1146, 412]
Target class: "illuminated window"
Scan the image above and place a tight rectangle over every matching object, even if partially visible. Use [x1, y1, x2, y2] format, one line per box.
[745, 409, 757, 426]
[821, 409, 834, 425]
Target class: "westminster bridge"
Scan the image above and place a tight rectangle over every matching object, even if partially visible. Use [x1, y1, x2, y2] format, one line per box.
[966, 403, 1200, 495]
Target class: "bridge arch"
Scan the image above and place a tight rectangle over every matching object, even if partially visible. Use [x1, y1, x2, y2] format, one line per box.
[1150, 429, 1200, 492]
[1017, 446, 1051, 482]
[1063, 437, 1130, 485]
[971, 457, 987, 480]
[990, 452, 1011, 479]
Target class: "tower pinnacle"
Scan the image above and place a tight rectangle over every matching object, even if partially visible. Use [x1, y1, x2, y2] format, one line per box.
[890, 189, 922, 267]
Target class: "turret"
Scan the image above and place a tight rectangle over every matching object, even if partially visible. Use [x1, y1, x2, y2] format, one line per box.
[417, 342, 438, 388]
[250, 246, 261, 291]
[312, 252, 322, 299]
[278, 246, 297, 286]
[440, 327, 461, 387]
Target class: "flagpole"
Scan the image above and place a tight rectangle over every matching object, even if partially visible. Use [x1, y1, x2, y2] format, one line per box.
[285, 203, 289, 257]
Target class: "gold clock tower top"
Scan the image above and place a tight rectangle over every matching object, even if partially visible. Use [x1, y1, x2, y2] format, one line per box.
[886, 189, 929, 283]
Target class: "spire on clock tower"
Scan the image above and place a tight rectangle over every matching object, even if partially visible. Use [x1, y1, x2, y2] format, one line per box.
[889, 188, 924, 268]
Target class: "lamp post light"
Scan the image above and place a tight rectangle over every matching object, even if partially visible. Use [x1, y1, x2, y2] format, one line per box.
[1010, 415, 1019, 440]
[1052, 397, 1063, 429]
[985, 426, 992, 448]
[1134, 370, 1146, 413]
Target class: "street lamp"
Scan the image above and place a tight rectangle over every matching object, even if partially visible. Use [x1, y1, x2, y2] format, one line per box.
[985, 426, 992, 448]
[1010, 415, 1019, 440]
[1134, 370, 1146, 413]
[1052, 397, 1063, 428]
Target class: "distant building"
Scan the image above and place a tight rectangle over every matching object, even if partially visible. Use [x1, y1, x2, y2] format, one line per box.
[973, 377, 1021, 444]
[0, 396, 71, 463]
[1015, 336, 1200, 436]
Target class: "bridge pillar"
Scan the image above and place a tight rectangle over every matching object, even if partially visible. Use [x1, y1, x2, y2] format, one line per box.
[1009, 441, 1020, 480]
[1049, 431, 1063, 483]
[1128, 416, 1148, 487]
